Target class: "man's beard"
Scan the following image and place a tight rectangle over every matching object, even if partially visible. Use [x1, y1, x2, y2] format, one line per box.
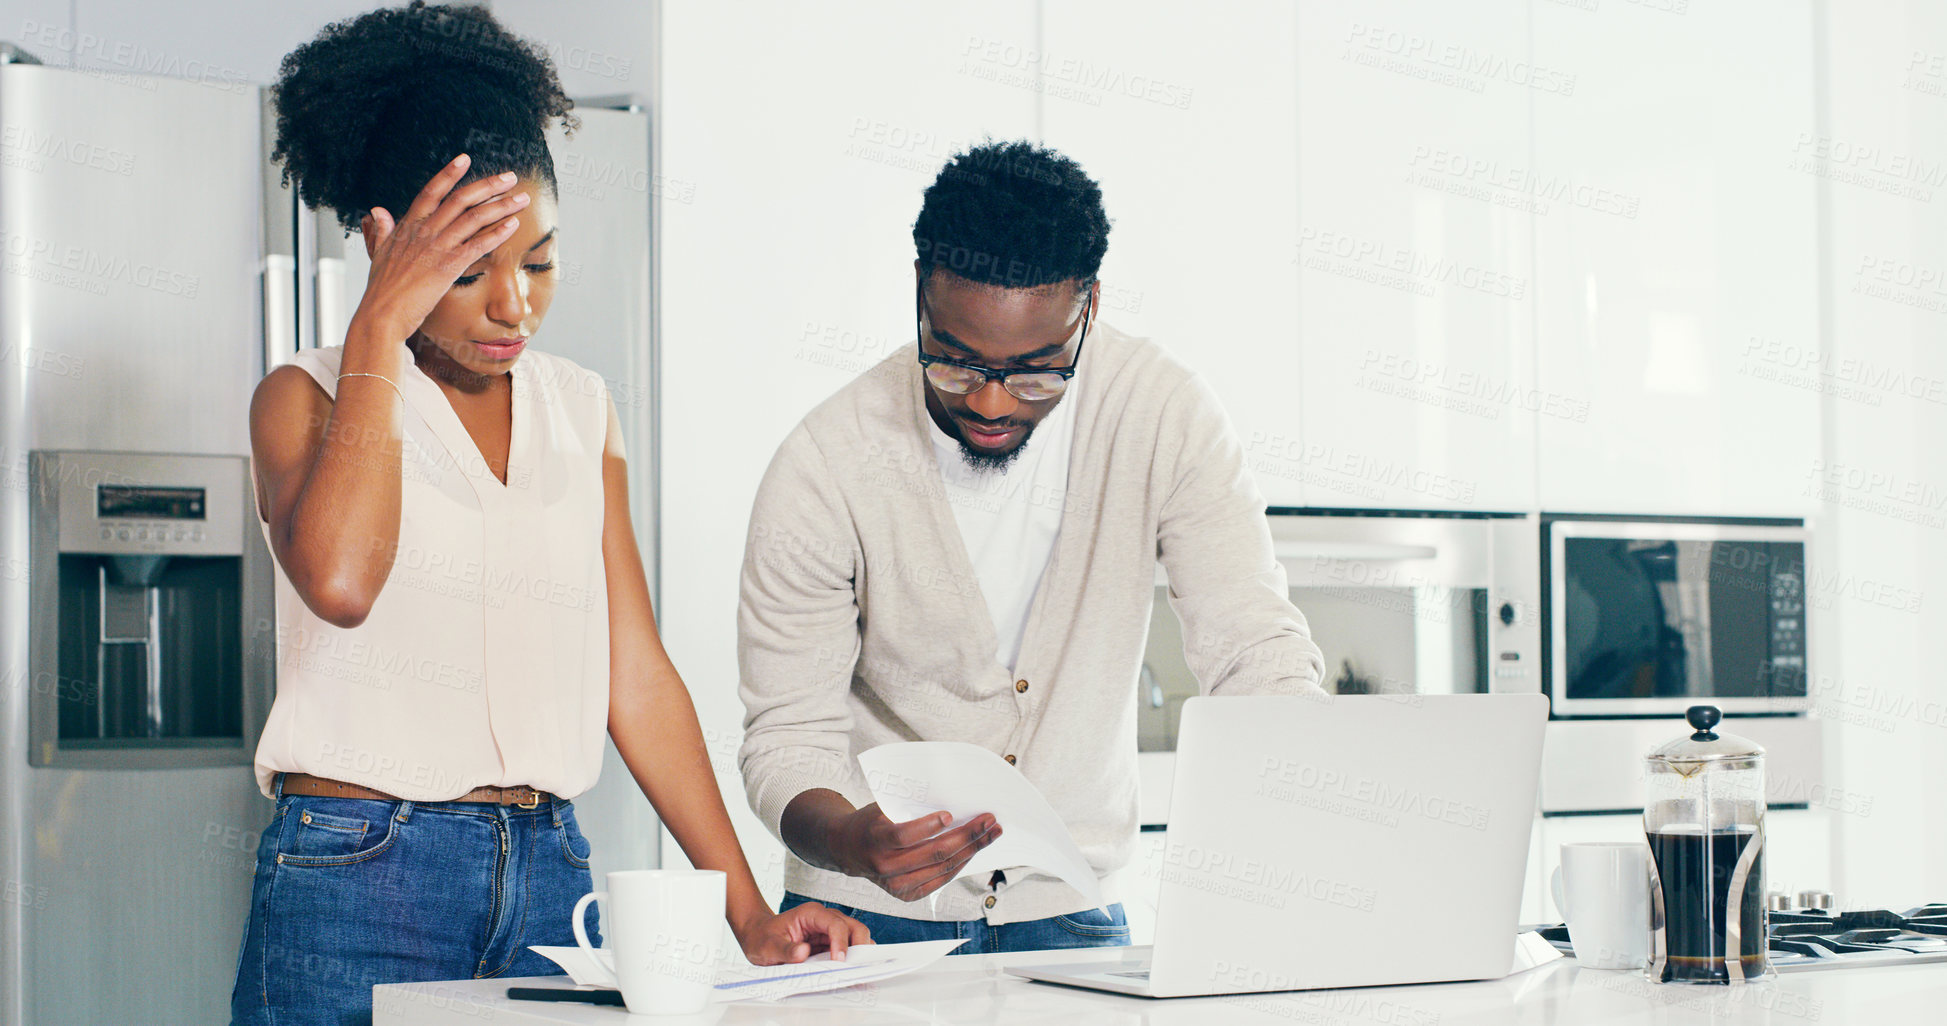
[954, 423, 1033, 472]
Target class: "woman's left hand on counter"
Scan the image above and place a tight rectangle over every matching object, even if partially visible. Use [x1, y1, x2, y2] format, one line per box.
[734, 902, 873, 965]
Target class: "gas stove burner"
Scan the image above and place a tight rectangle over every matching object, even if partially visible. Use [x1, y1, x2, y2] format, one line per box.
[1539, 903, 1947, 974]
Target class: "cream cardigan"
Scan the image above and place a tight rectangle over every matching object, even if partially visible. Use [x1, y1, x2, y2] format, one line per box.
[737, 324, 1326, 923]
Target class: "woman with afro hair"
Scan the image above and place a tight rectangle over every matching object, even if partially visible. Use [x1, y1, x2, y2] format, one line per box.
[232, 5, 866, 1022]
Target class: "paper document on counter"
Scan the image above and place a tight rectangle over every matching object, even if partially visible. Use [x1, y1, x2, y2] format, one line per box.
[711, 939, 968, 1001]
[859, 741, 1105, 912]
[527, 939, 967, 1003]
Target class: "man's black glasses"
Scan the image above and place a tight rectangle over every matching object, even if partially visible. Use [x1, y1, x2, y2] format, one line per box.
[915, 283, 1092, 402]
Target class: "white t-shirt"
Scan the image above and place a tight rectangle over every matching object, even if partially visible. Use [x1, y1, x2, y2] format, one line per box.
[927, 374, 1078, 672]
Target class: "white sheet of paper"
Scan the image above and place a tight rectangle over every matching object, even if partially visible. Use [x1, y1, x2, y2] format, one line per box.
[709, 939, 967, 1001]
[526, 939, 967, 1003]
[527, 944, 613, 987]
[858, 741, 1106, 912]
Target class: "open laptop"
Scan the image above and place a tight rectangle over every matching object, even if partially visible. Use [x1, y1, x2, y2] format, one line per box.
[1009, 693, 1548, 998]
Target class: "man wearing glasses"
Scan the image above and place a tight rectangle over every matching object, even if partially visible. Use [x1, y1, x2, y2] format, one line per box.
[738, 140, 1325, 952]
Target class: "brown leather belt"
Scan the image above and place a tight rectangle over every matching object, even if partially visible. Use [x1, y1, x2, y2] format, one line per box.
[276, 772, 557, 808]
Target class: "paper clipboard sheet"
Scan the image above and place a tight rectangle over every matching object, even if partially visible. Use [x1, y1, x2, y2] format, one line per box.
[858, 741, 1106, 912]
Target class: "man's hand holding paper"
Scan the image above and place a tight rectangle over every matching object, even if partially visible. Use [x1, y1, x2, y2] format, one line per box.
[827, 802, 1002, 902]
[859, 742, 1107, 912]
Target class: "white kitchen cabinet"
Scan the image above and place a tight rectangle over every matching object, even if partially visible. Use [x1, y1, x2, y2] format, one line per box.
[1046, 1, 1822, 517]
[1532, 0, 1821, 516]
[1293, 0, 1540, 511]
[1038, 4, 1304, 505]
[1046, 2, 1544, 513]
[1814, 0, 1947, 913]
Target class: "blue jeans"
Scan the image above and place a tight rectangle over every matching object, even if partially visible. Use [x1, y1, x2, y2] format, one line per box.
[780, 891, 1129, 955]
[229, 788, 600, 1026]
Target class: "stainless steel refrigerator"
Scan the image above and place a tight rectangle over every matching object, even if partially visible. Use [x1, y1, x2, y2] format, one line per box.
[0, 58, 656, 1026]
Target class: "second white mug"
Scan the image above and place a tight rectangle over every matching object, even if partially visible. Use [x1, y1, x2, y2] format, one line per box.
[1552, 841, 1650, 970]
[572, 869, 727, 1014]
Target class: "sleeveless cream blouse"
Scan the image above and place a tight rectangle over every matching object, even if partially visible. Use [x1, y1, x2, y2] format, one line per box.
[250, 340, 612, 800]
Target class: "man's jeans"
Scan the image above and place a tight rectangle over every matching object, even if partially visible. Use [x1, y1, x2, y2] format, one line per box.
[781, 890, 1129, 955]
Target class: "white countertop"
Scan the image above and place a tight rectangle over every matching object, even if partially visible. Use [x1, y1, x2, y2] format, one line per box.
[374, 945, 1947, 1025]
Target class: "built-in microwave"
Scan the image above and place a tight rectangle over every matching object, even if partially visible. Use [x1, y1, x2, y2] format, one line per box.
[1543, 516, 1809, 718]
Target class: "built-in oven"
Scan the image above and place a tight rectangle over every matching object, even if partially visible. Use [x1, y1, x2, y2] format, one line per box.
[1136, 510, 1542, 824]
[1543, 516, 1809, 718]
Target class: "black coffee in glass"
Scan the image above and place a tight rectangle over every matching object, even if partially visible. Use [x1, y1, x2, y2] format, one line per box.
[1649, 827, 1766, 983]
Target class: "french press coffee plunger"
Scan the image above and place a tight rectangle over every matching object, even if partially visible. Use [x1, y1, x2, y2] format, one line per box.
[1644, 705, 1772, 984]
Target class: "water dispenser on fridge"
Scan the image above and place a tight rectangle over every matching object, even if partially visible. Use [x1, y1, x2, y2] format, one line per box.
[26, 450, 274, 768]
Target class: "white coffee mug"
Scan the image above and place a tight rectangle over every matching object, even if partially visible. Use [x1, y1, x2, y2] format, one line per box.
[573, 869, 727, 1014]
[1551, 841, 1650, 970]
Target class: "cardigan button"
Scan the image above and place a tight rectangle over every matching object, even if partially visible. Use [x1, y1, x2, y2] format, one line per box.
[1015, 680, 1029, 693]
[1004, 754, 1017, 766]
[984, 895, 997, 909]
